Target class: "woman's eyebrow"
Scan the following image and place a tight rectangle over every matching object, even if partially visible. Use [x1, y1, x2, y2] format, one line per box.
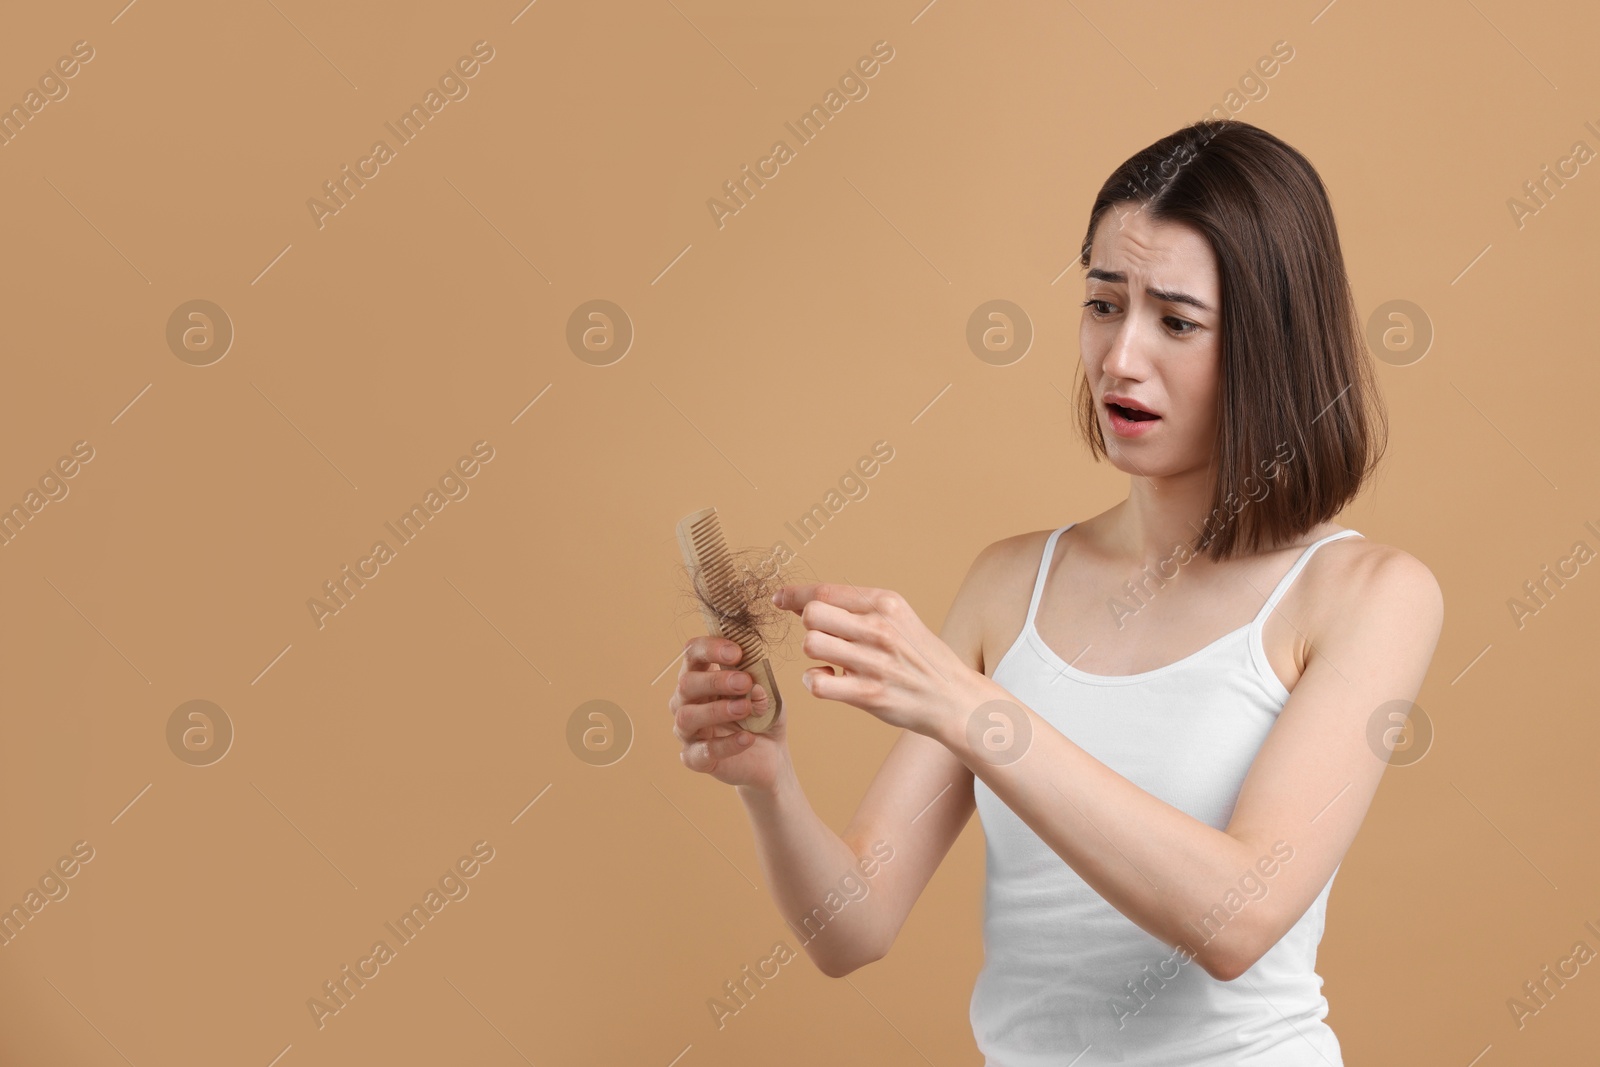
[1085, 267, 1214, 313]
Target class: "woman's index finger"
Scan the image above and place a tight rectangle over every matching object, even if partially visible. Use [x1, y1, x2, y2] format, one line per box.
[774, 582, 879, 614]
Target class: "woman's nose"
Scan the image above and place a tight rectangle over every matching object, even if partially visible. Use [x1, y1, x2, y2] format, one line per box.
[1100, 322, 1148, 380]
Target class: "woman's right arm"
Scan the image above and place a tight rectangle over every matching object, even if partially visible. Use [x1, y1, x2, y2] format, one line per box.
[739, 730, 975, 977]
[672, 540, 1011, 977]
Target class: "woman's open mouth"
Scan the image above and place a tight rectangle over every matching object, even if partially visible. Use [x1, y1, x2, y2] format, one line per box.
[1105, 400, 1161, 437]
[1108, 402, 1158, 422]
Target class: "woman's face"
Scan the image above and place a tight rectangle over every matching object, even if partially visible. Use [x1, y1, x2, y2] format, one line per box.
[1080, 203, 1222, 478]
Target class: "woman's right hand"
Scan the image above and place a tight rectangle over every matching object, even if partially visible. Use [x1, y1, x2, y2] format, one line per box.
[671, 636, 785, 792]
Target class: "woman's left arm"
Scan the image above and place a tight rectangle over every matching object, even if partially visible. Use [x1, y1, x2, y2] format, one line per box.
[773, 546, 1444, 982]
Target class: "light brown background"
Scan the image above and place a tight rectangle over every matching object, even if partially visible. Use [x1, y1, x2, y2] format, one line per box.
[1, 1, 1597, 1064]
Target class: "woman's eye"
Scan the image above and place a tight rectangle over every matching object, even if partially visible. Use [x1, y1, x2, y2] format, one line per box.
[1081, 300, 1198, 336]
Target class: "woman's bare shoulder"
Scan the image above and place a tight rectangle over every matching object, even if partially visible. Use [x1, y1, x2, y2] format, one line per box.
[943, 526, 1073, 675]
[966, 524, 1079, 593]
[977, 526, 1059, 568]
[1301, 529, 1444, 635]
[1307, 527, 1439, 585]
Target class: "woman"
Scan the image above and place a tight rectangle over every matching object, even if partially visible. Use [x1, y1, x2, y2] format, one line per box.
[669, 120, 1444, 1065]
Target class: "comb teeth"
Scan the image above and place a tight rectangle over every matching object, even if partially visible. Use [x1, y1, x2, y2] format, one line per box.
[682, 509, 766, 660]
[675, 505, 784, 734]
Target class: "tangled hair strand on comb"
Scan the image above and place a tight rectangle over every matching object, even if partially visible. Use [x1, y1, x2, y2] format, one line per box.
[677, 545, 811, 664]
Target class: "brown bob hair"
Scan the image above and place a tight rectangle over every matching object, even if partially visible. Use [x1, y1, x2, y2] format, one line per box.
[1074, 119, 1387, 562]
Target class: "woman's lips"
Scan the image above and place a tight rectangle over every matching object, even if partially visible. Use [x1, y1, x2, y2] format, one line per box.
[1106, 402, 1161, 437]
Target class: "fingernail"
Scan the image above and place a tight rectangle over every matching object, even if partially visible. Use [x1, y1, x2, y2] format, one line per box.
[738, 732, 754, 746]
[770, 590, 781, 605]
[751, 684, 765, 701]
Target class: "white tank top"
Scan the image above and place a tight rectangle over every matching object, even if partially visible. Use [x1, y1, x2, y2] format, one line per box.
[970, 522, 1362, 1066]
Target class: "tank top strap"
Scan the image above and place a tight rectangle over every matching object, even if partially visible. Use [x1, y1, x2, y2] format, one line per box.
[1024, 523, 1078, 630]
[1249, 528, 1365, 630]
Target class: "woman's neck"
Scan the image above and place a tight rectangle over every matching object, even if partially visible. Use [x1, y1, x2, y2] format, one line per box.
[1100, 478, 1220, 570]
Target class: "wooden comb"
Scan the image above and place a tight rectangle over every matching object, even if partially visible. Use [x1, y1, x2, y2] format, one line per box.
[676, 506, 783, 733]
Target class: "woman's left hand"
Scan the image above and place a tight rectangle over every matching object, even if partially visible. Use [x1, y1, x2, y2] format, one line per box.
[771, 582, 989, 738]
